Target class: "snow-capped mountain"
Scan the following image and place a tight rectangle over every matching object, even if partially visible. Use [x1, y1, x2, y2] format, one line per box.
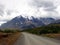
[0, 15, 56, 29]
[40, 18, 55, 25]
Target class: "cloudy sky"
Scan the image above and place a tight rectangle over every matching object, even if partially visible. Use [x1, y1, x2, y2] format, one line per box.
[0, 0, 60, 25]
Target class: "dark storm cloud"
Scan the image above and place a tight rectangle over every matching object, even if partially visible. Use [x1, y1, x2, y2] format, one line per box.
[30, 0, 56, 11]
[0, 4, 5, 16]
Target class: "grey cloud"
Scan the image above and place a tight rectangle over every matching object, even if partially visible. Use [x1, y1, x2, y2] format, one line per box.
[40, 1, 54, 7]
[7, 10, 13, 15]
[30, 0, 56, 11]
[41, 1, 56, 11]
[0, 4, 5, 16]
[31, 0, 54, 7]
[6, 10, 19, 15]
[0, 20, 8, 22]
[44, 6, 56, 11]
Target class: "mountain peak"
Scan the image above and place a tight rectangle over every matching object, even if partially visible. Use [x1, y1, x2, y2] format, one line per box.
[0, 15, 58, 30]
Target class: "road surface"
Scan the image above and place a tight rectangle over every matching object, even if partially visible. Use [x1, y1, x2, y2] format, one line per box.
[14, 32, 60, 45]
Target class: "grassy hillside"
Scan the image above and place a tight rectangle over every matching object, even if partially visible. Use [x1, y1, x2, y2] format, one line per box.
[23, 24, 60, 35]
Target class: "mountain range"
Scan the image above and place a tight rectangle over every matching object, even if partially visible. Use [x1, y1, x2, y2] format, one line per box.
[0, 15, 60, 30]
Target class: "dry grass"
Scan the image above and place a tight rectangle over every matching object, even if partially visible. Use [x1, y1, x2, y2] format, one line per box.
[42, 34, 60, 40]
[0, 32, 20, 45]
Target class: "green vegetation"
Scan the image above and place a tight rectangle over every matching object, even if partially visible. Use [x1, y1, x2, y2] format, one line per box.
[23, 24, 60, 35]
[0, 29, 20, 33]
[0, 24, 60, 35]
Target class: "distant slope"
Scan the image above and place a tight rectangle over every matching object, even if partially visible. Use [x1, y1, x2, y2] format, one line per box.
[40, 18, 55, 25]
[24, 24, 60, 34]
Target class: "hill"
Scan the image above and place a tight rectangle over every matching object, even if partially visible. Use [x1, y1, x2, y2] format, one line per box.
[23, 24, 60, 35]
